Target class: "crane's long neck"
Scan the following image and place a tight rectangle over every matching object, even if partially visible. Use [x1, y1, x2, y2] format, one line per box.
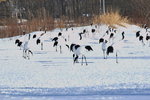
[122, 32, 125, 40]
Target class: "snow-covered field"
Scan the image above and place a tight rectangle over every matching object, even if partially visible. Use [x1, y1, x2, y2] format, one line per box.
[0, 24, 150, 100]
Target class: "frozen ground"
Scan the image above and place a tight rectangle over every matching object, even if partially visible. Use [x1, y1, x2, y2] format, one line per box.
[0, 24, 150, 99]
[0, 95, 150, 100]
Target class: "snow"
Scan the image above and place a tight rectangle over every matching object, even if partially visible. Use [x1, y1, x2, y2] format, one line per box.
[0, 95, 150, 100]
[0, 24, 150, 97]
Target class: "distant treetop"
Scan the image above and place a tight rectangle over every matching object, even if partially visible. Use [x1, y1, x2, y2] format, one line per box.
[0, 0, 6, 2]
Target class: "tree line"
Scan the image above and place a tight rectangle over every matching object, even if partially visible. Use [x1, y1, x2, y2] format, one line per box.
[0, 0, 150, 25]
[0, 0, 104, 19]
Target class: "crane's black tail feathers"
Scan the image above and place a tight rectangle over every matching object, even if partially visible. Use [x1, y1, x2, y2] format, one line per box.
[85, 46, 93, 51]
[107, 46, 114, 55]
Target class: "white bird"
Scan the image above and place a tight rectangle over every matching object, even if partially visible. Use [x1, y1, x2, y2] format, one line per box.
[22, 40, 33, 59]
[99, 38, 108, 59]
[100, 31, 125, 63]
[52, 32, 67, 53]
[106, 40, 124, 63]
[69, 43, 93, 65]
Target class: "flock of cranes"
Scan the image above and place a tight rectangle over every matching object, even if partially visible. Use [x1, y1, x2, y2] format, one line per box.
[15, 24, 150, 65]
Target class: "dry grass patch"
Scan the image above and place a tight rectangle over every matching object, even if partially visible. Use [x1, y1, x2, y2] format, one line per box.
[93, 11, 130, 28]
[0, 17, 55, 38]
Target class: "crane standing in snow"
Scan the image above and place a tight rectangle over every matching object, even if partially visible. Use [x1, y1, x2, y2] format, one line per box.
[15, 31, 33, 59]
[22, 40, 33, 59]
[32, 28, 47, 50]
[106, 33, 125, 63]
[99, 30, 125, 63]
[69, 43, 93, 65]
[99, 38, 108, 59]
[52, 32, 67, 54]
[36, 32, 46, 50]
[22, 33, 33, 59]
